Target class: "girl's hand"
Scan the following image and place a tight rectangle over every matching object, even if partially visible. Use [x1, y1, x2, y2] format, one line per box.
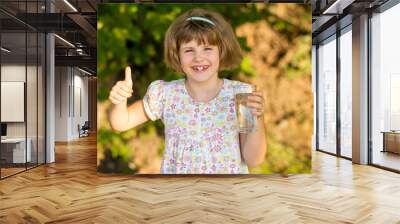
[246, 91, 265, 118]
[109, 66, 133, 105]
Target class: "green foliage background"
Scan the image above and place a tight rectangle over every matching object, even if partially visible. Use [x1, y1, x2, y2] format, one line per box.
[97, 3, 312, 174]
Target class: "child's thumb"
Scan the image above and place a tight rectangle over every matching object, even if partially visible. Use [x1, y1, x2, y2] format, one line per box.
[125, 66, 133, 86]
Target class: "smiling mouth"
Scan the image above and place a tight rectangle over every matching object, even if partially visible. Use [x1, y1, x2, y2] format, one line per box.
[192, 65, 210, 72]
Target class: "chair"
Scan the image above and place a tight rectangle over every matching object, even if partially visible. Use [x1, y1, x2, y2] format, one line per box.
[78, 121, 90, 138]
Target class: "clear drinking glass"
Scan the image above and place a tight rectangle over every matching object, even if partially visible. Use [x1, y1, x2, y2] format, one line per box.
[235, 84, 257, 133]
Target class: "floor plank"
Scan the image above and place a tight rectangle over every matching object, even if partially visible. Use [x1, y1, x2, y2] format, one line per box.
[0, 135, 400, 223]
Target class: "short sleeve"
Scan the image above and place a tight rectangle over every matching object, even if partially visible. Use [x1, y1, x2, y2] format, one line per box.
[143, 80, 165, 121]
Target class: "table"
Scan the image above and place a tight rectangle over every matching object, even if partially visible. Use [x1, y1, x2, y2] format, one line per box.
[1, 138, 31, 163]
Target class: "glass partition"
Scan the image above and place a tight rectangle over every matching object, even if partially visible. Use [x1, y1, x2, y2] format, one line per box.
[0, 1, 46, 179]
[371, 3, 400, 171]
[317, 35, 337, 154]
[339, 26, 352, 158]
[1, 30, 27, 177]
[27, 30, 38, 169]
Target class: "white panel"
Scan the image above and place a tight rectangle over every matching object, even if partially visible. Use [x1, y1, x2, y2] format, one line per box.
[1, 82, 25, 122]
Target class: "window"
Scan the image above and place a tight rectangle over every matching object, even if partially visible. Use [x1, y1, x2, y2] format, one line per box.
[339, 26, 352, 158]
[317, 35, 337, 154]
[371, 3, 400, 171]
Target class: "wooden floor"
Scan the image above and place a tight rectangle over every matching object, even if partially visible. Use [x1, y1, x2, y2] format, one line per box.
[0, 167, 26, 178]
[1, 163, 45, 178]
[1, 136, 400, 223]
[373, 151, 400, 171]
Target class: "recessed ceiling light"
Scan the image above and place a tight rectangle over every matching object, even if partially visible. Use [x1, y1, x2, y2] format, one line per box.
[54, 34, 75, 48]
[322, 0, 355, 15]
[1, 47, 11, 53]
[63, 0, 78, 12]
[78, 67, 92, 76]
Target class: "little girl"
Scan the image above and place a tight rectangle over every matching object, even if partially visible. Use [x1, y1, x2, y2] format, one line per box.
[108, 8, 266, 174]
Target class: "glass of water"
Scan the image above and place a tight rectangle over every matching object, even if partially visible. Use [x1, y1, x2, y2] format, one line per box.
[235, 84, 257, 133]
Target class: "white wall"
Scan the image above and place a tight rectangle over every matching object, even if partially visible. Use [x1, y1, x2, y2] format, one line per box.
[55, 67, 89, 141]
[55, 66, 69, 141]
[1, 65, 25, 81]
[1, 65, 29, 138]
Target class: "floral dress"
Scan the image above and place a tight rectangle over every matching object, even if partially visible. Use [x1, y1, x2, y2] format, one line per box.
[142, 78, 251, 174]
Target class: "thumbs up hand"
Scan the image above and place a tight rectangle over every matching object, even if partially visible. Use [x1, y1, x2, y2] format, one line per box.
[109, 66, 134, 105]
[124, 66, 133, 88]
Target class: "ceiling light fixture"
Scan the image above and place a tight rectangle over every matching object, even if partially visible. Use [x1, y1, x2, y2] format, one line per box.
[1, 47, 11, 53]
[76, 48, 86, 56]
[322, 0, 355, 15]
[78, 67, 92, 76]
[63, 0, 78, 12]
[54, 34, 75, 48]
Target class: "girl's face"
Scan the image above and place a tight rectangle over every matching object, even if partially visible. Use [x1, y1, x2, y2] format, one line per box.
[179, 39, 220, 83]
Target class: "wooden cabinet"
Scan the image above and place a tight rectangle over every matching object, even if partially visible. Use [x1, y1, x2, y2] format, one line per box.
[382, 132, 400, 154]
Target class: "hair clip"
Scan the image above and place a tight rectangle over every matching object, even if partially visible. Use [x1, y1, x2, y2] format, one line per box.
[186, 16, 215, 26]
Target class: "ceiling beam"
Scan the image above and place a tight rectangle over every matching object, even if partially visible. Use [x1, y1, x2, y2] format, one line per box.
[66, 13, 97, 46]
[55, 55, 96, 73]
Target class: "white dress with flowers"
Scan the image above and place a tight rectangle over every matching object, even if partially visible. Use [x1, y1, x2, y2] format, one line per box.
[142, 78, 250, 174]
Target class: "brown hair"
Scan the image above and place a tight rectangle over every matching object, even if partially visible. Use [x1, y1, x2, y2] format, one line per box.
[164, 8, 243, 73]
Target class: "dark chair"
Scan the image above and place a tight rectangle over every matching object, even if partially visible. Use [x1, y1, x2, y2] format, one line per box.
[78, 121, 90, 138]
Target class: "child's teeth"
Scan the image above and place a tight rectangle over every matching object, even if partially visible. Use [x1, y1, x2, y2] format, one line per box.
[195, 66, 205, 71]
